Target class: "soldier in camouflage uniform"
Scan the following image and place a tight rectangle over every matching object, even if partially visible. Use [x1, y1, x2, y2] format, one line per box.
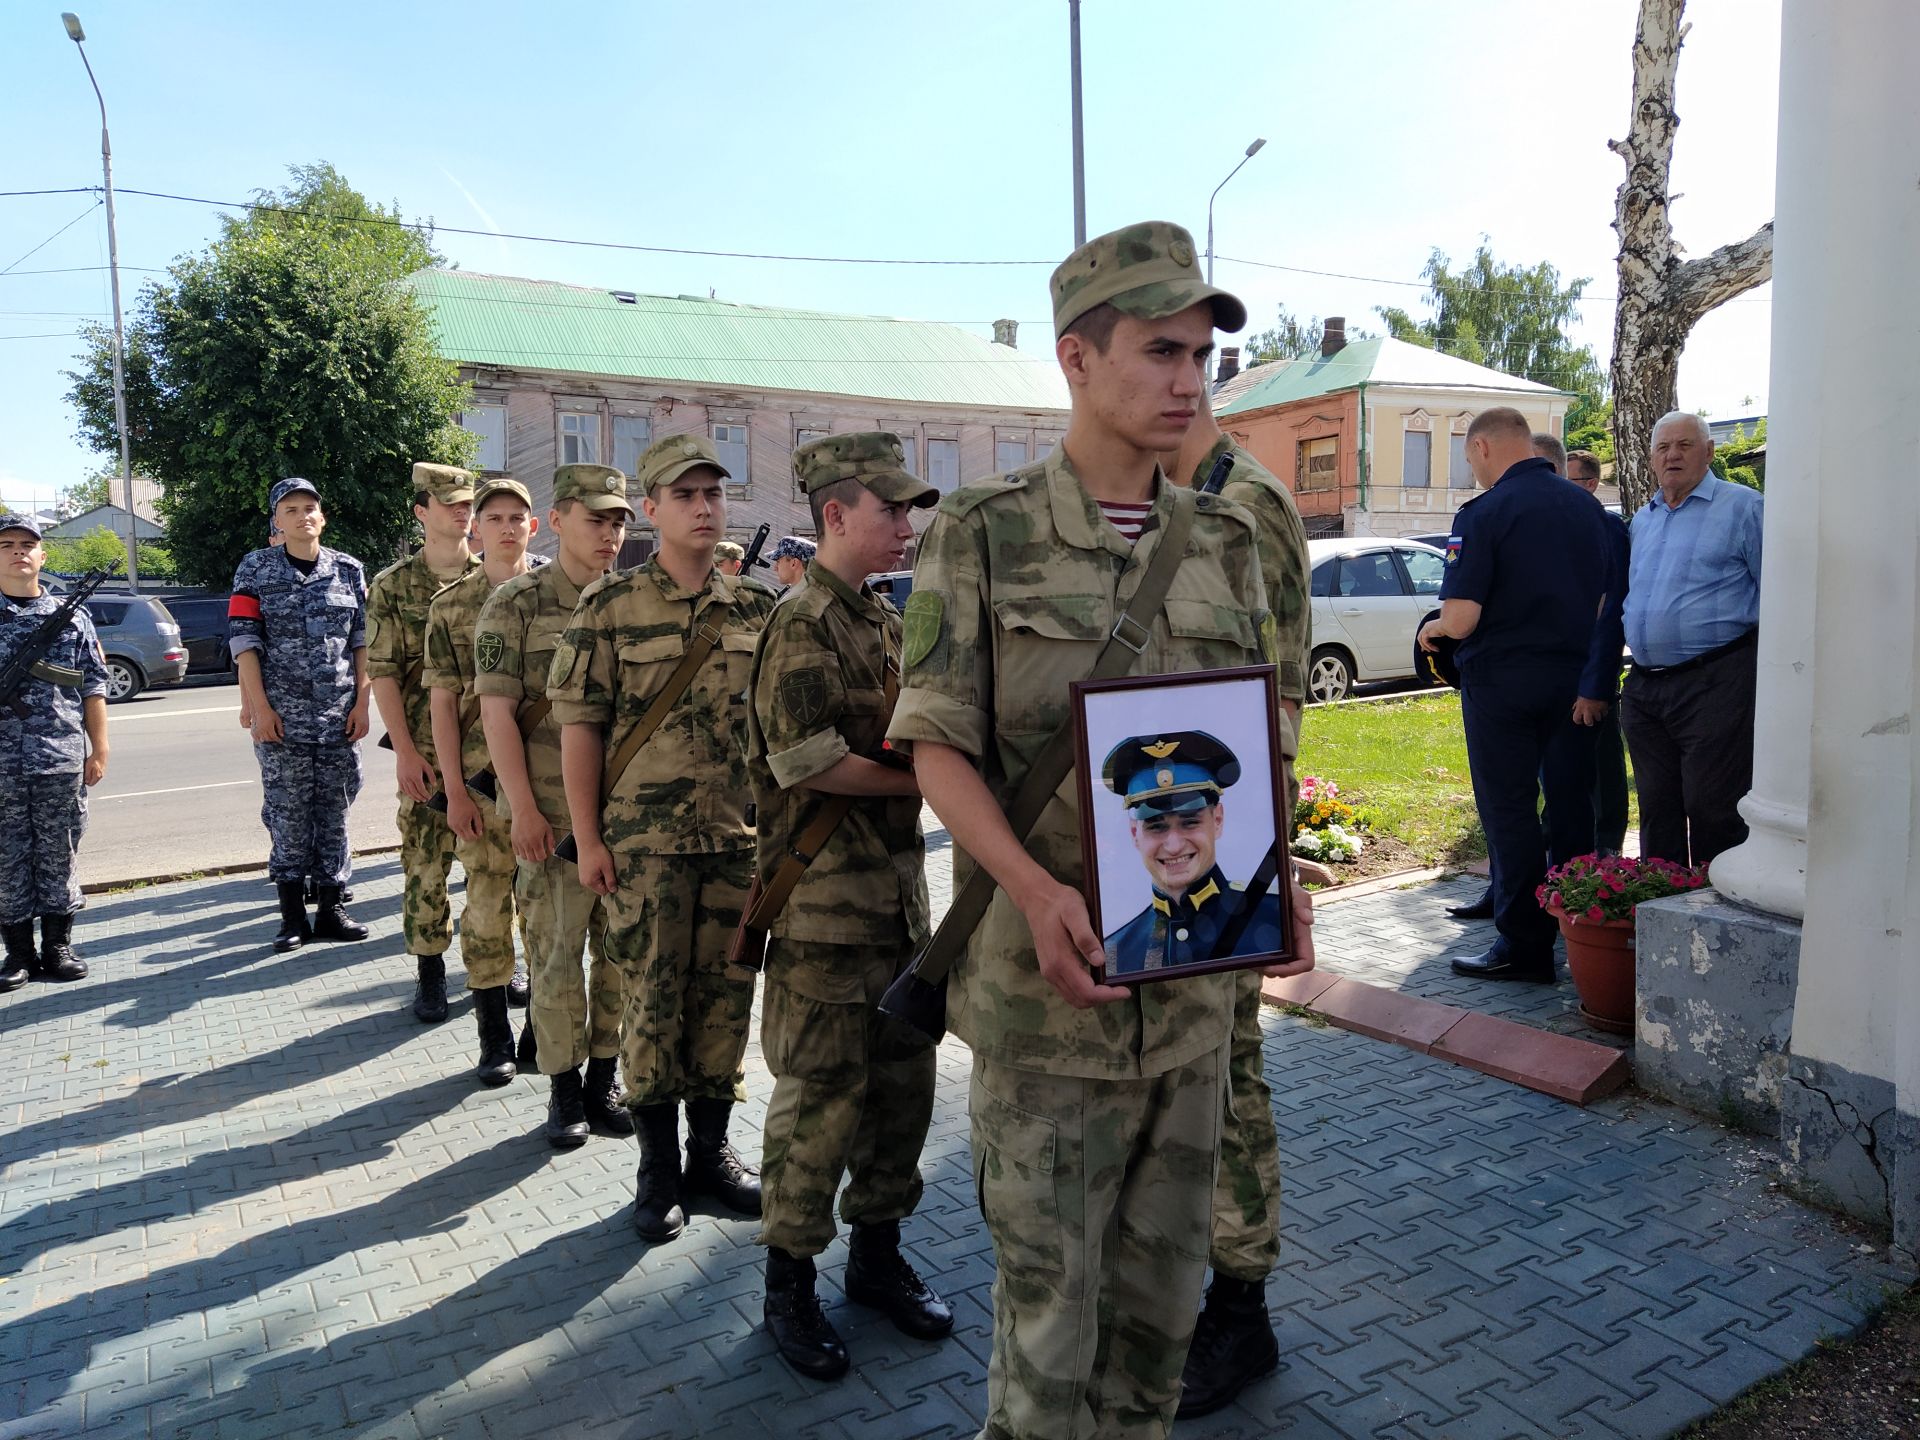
[476, 465, 634, 1146]
[549, 434, 775, 1241]
[366, 463, 485, 1020]
[0, 513, 109, 989]
[745, 432, 951, 1380]
[1164, 385, 1313, 1417]
[229, 478, 372, 952]
[886, 222, 1318, 1440]
[424, 478, 543, 1090]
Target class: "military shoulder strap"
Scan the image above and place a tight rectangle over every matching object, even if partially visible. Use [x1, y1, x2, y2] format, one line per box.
[596, 601, 734, 805]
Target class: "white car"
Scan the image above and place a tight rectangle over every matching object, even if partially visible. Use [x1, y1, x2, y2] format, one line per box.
[1305, 538, 1448, 703]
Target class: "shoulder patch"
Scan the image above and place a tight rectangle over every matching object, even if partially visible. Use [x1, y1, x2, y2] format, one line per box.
[476, 631, 505, 672]
[778, 667, 829, 727]
[547, 640, 579, 689]
[901, 589, 945, 669]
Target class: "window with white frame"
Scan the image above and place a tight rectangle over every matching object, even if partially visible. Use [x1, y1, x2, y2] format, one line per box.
[1449, 433, 1473, 488]
[458, 401, 508, 472]
[558, 409, 601, 466]
[996, 436, 1029, 471]
[792, 426, 829, 499]
[927, 437, 961, 493]
[713, 422, 750, 488]
[889, 429, 920, 475]
[612, 414, 652, 478]
[1403, 429, 1432, 488]
[1034, 434, 1059, 460]
[1297, 436, 1338, 493]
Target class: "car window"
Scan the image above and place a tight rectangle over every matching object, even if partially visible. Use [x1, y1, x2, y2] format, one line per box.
[86, 601, 128, 628]
[1310, 561, 1335, 598]
[1337, 553, 1405, 598]
[1398, 547, 1446, 596]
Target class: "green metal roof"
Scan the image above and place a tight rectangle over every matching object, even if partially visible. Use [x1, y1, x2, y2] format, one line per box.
[1216, 336, 1567, 417]
[407, 270, 1069, 413]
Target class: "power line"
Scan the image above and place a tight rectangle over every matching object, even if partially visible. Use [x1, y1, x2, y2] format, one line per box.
[1, 200, 103, 277]
[0, 265, 164, 279]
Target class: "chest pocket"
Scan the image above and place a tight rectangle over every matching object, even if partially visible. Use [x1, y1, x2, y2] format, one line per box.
[617, 635, 687, 714]
[1162, 598, 1255, 654]
[992, 597, 1107, 736]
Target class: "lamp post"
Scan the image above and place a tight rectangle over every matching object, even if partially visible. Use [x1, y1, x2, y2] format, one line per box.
[1068, 0, 1086, 245]
[61, 11, 139, 593]
[1205, 137, 1267, 286]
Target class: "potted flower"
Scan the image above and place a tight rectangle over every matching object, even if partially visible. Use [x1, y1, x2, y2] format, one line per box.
[1536, 854, 1711, 1033]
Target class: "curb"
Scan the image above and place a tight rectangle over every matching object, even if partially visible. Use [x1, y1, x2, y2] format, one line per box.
[83, 843, 404, 895]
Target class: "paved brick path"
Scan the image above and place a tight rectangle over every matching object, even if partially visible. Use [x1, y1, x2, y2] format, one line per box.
[1, 846, 1909, 1439]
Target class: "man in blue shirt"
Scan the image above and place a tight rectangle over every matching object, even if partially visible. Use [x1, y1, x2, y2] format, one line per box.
[1619, 412, 1763, 866]
[1419, 408, 1624, 981]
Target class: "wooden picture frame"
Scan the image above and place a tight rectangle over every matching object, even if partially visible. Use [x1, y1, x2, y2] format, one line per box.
[1070, 664, 1294, 985]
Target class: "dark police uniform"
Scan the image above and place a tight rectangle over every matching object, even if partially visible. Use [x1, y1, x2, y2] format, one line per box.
[1440, 456, 1622, 972]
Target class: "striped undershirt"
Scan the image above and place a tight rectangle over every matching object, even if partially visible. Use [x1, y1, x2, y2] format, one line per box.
[1096, 500, 1153, 545]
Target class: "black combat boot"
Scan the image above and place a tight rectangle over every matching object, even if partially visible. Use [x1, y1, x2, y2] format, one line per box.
[472, 987, 517, 1087]
[32, 913, 87, 983]
[305, 878, 354, 905]
[632, 1104, 686, 1241]
[411, 955, 449, 1023]
[272, 881, 311, 953]
[543, 1067, 589, 1149]
[506, 958, 530, 1008]
[1, 919, 36, 991]
[310, 885, 368, 943]
[765, 1247, 849, 1381]
[683, 1097, 762, 1214]
[844, 1220, 954, 1339]
[1176, 1273, 1280, 1418]
[582, 1056, 634, 1137]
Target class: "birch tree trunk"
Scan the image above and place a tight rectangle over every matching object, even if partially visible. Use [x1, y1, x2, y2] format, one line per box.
[1609, 0, 1774, 514]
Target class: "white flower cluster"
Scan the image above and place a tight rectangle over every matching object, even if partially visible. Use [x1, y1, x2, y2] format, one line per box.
[1291, 824, 1365, 864]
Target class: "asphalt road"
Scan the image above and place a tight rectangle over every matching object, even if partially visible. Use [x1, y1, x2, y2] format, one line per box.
[81, 677, 401, 889]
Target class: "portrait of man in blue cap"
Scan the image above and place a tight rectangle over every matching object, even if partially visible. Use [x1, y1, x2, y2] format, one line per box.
[1100, 729, 1285, 976]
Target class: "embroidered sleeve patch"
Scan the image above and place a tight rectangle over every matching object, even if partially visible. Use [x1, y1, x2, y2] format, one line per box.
[547, 640, 578, 690]
[779, 667, 829, 727]
[902, 589, 945, 670]
[475, 631, 505, 673]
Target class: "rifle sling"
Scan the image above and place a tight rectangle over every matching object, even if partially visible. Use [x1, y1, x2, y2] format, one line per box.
[906, 486, 1199, 988]
[597, 607, 732, 805]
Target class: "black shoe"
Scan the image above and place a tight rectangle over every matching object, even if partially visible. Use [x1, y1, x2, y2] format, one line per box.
[543, 1068, 589, 1149]
[310, 884, 368, 943]
[684, 1097, 762, 1215]
[2, 919, 36, 991]
[473, 987, 518, 1086]
[272, 881, 312, 953]
[845, 1220, 953, 1340]
[1445, 888, 1495, 921]
[31, 913, 87, 983]
[1449, 946, 1556, 983]
[633, 1104, 686, 1241]
[506, 959, 530, 1008]
[582, 1056, 634, 1137]
[412, 954, 449, 1023]
[516, 1019, 538, 1070]
[765, 1247, 849, 1381]
[1177, 1274, 1280, 1418]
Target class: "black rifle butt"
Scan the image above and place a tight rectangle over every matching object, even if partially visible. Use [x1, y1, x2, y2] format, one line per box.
[467, 771, 498, 803]
[423, 790, 450, 815]
[876, 967, 946, 1050]
[552, 831, 580, 864]
[376, 732, 396, 752]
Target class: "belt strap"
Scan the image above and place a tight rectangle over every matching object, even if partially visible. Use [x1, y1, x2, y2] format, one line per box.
[1632, 626, 1757, 678]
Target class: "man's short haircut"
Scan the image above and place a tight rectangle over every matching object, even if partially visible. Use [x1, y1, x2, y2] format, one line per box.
[1532, 433, 1567, 470]
[1652, 410, 1712, 446]
[1465, 406, 1533, 444]
[1060, 301, 1122, 354]
[412, 490, 433, 512]
[807, 476, 865, 532]
[1567, 450, 1602, 481]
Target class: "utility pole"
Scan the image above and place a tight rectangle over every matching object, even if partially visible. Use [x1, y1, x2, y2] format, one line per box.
[1069, 0, 1086, 246]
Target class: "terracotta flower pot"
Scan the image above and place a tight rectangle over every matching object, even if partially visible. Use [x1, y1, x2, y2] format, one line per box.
[1548, 902, 1636, 1035]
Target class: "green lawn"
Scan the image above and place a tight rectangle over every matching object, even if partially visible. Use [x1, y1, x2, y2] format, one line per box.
[1298, 693, 1638, 868]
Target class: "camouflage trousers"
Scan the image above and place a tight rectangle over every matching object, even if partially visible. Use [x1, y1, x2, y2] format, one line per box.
[757, 937, 935, 1259]
[1211, 969, 1283, 1281]
[0, 770, 86, 925]
[452, 803, 518, 991]
[516, 852, 623, 1075]
[255, 741, 361, 887]
[395, 794, 459, 956]
[602, 850, 755, 1108]
[971, 1043, 1228, 1440]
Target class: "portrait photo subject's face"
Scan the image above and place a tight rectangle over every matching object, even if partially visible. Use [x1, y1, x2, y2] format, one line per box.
[1129, 801, 1224, 900]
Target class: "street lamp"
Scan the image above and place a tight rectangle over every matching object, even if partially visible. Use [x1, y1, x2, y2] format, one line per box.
[61, 11, 139, 593]
[1205, 137, 1267, 286]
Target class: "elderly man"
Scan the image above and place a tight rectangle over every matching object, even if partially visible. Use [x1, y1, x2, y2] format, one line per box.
[1619, 412, 1763, 867]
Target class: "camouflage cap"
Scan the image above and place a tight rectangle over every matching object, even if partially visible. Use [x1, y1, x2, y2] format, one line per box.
[769, 535, 816, 563]
[0, 511, 43, 539]
[411, 462, 477, 505]
[551, 463, 634, 516]
[473, 477, 533, 512]
[714, 540, 745, 561]
[268, 477, 321, 512]
[1051, 220, 1248, 339]
[635, 433, 729, 495]
[793, 431, 938, 508]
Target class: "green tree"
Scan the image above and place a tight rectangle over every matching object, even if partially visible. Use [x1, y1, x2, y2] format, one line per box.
[66, 162, 473, 586]
[58, 465, 117, 518]
[1376, 243, 1606, 408]
[1565, 396, 1616, 465]
[41, 524, 179, 582]
[1710, 419, 1766, 492]
[1244, 307, 1372, 365]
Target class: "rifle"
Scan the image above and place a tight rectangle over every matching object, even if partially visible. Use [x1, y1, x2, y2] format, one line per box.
[741, 522, 771, 571]
[1198, 449, 1235, 496]
[375, 658, 425, 753]
[423, 694, 553, 815]
[1, 568, 115, 718]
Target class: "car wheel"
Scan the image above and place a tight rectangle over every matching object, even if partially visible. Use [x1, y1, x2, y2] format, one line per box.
[1308, 647, 1353, 704]
[104, 657, 146, 703]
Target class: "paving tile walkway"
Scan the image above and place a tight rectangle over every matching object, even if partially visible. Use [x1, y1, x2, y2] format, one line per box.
[1, 846, 1910, 1440]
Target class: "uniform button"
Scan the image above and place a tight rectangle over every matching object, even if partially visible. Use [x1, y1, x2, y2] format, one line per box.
[1175, 927, 1189, 942]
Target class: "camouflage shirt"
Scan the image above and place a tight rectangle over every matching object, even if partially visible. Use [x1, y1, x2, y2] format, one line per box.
[886, 446, 1272, 1080]
[364, 549, 479, 763]
[0, 592, 108, 775]
[1200, 437, 1311, 706]
[748, 561, 930, 948]
[228, 545, 369, 747]
[423, 565, 516, 783]
[547, 558, 774, 855]
[471, 561, 596, 833]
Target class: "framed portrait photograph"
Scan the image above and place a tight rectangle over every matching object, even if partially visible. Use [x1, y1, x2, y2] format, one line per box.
[1070, 665, 1294, 985]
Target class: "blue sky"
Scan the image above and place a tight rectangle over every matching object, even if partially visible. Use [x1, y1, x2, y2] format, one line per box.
[0, 0, 1780, 512]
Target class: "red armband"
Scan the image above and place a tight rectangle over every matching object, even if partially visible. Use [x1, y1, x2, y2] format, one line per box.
[228, 593, 263, 620]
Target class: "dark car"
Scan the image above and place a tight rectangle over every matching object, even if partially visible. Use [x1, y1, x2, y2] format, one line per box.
[84, 593, 188, 701]
[869, 571, 915, 606]
[161, 593, 240, 676]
